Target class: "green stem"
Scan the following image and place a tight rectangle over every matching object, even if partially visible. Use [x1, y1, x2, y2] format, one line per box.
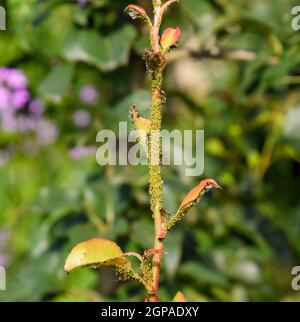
[149, 69, 163, 212]
[146, 0, 171, 303]
[147, 67, 164, 302]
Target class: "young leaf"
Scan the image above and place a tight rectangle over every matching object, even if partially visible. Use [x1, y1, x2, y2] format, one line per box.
[129, 105, 151, 156]
[160, 27, 181, 52]
[164, 179, 221, 231]
[129, 105, 151, 132]
[64, 238, 128, 272]
[172, 291, 187, 302]
[125, 4, 152, 27]
[178, 179, 221, 213]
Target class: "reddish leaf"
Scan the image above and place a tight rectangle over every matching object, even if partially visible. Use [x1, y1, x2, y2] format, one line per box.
[164, 179, 221, 232]
[172, 291, 188, 302]
[178, 179, 221, 214]
[125, 4, 150, 22]
[160, 27, 181, 51]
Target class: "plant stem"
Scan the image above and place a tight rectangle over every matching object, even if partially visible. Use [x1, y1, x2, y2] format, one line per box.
[149, 69, 163, 213]
[146, 0, 180, 302]
[147, 69, 164, 302]
[146, 1, 165, 302]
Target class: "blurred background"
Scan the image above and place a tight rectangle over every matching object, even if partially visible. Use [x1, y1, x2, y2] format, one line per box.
[0, 0, 300, 302]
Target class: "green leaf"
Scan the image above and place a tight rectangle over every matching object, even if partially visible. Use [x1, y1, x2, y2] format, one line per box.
[164, 231, 183, 280]
[103, 89, 151, 132]
[32, 186, 80, 213]
[62, 25, 136, 72]
[180, 262, 228, 287]
[39, 63, 73, 102]
[0, 252, 62, 301]
[182, 0, 214, 24]
[131, 219, 154, 250]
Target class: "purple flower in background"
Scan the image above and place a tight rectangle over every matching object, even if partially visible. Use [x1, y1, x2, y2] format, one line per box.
[0, 86, 11, 111]
[0, 67, 30, 111]
[0, 67, 28, 89]
[73, 109, 91, 128]
[15, 115, 37, 133]
[79, 85, 99, 105]
[0, 68, 10, 84]
[0, 67, 59, 158]
[29, 99, 46, 117]
[4, 68, 28, 89]
[69, 146, 96, 160]
[77, 0, 88, 7]
[0, 109, 17, 132]
[10, 89, 31, 110]
[36, 120, 59, 146]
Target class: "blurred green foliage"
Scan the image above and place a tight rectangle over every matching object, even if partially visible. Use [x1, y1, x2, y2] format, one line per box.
[1, 0, 300, 302]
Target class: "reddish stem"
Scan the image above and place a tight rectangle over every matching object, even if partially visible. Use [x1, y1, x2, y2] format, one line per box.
[151, 217, 164, 300]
